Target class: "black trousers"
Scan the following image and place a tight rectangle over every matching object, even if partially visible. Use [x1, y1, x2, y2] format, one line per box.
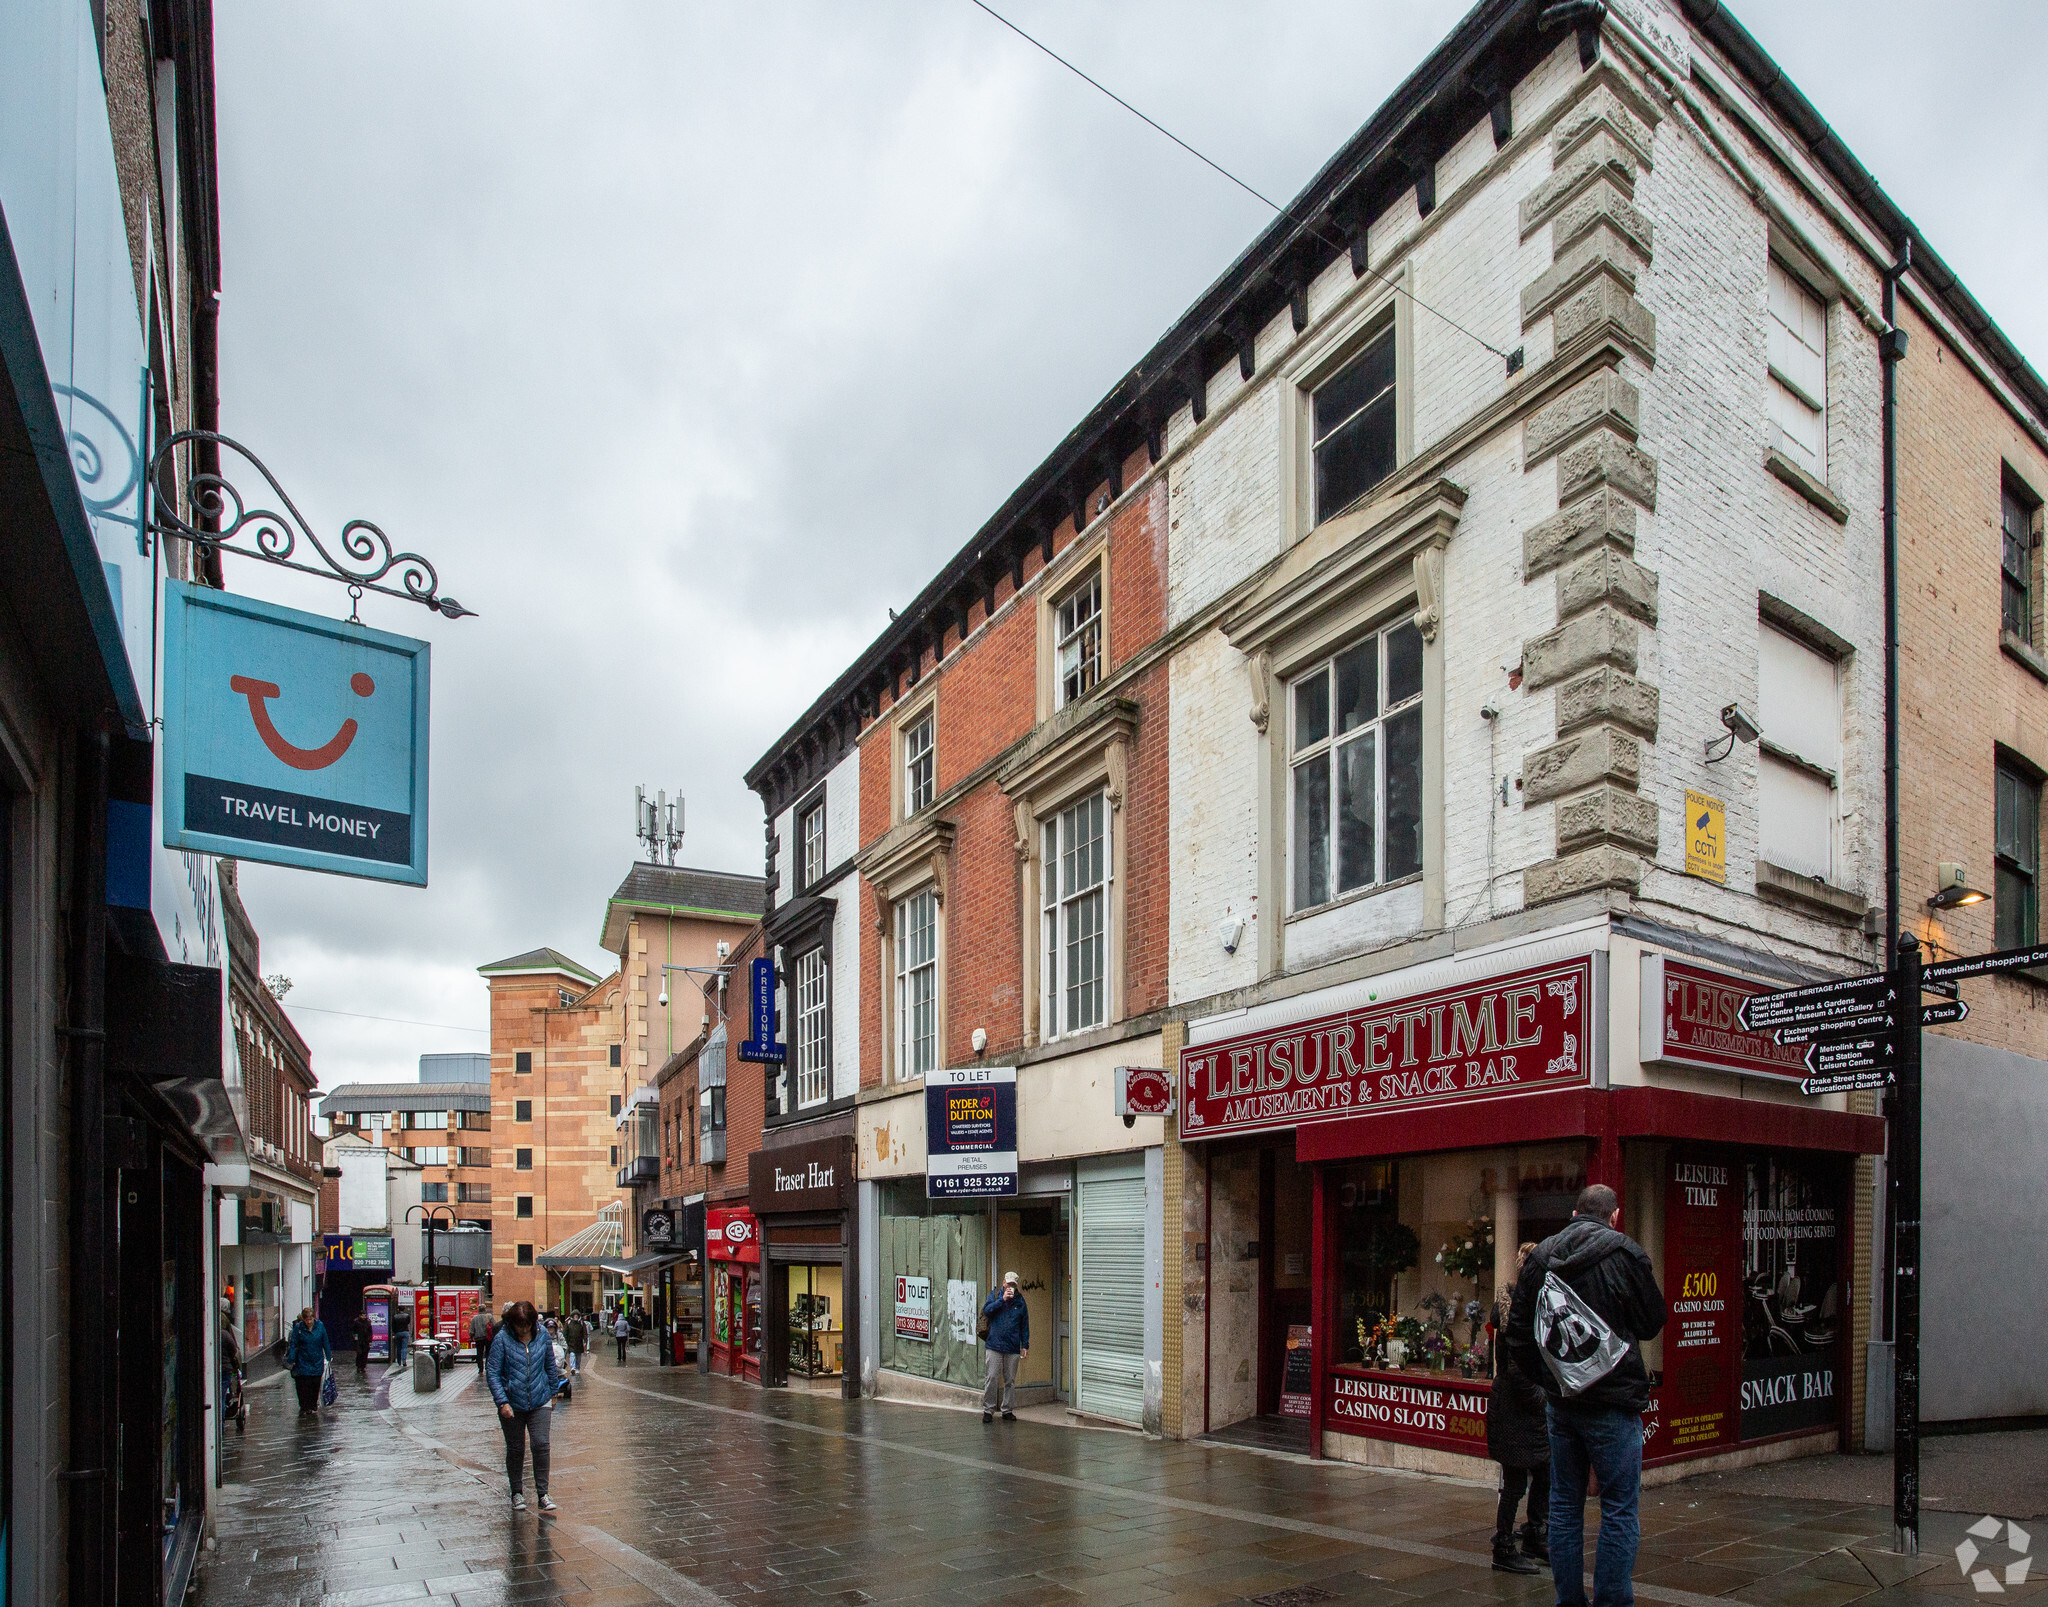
[615, 1336, 628, 1362]
[1497, 1462, 1549, 1535]
[292, 1372, 321, 1413]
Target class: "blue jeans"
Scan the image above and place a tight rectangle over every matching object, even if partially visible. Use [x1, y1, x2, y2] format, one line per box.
[389, 1332, 408, 1366]
[1546, 1401, 1643, 1607]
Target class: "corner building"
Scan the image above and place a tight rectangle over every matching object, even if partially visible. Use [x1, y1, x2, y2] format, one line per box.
[1158, 0, 1970, 1480]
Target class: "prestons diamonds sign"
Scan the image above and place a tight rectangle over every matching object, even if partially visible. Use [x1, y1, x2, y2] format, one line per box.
[1180, 957, 1593, 1140]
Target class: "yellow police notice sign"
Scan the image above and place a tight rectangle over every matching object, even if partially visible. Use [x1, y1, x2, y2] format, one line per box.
[1685, 790, 1726, 883]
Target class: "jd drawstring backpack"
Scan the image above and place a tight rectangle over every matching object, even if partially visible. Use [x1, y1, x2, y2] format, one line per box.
[1532, 1261, 1630, 1398]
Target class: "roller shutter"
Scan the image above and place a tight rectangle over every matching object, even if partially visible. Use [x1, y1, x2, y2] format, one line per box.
[1077, 1175, 1146, 1423]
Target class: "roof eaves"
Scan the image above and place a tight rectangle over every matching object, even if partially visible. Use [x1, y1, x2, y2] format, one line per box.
[1678, 0, 2048, 430]
[743, 0, 1544, 803]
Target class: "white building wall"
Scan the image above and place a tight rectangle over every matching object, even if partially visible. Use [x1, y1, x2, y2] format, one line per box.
[1165, 24, 1885, 1006]
[336, 1147, 389, 1230]
[832, 881, 861, 1100]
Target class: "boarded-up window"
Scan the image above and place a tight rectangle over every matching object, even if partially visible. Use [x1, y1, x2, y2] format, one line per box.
[1757, 625, 1840, 880]
[1767, 258, 1827, 477]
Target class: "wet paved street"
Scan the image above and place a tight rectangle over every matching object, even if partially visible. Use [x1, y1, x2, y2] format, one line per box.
[197, 1351, 2038, 1607]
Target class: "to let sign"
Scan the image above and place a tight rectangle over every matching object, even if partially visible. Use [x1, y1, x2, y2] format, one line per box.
[1180, 957, 1592, 1142]
[162, 581, 430, 886]
[925, 1066, 1018, 1198]
[1639, 956, 1807, 1082]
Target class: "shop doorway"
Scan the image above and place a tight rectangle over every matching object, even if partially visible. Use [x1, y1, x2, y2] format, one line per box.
[996, 1197, 1068, 1405]
[781, 1262, 845, 1381]
[1202, 1143, 1314, 1449]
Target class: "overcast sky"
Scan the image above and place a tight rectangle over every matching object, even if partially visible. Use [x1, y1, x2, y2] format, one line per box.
[211, 0, 2048, 1092]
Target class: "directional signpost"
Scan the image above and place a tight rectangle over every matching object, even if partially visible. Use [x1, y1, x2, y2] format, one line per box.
[1737, 933, 2040, 1560]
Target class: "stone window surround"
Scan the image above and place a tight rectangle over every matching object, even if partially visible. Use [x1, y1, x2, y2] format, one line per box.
[997, 695, 1138, 1048]
[858, 812, 954, 1086]
[1278, 264, 1415, 550]
[1037, 528, 1110, 722]
[892, 688, 938, 824]
[1223, 476, 1463, 979]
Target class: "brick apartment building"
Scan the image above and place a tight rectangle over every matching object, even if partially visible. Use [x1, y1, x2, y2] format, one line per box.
[319, 1052, 495, 1227]
[480, 948, 624, 1311]
[640, 919, 772, 1379]
[1888, 258, 2048, 1427]
[743, 0, 2046, 1476]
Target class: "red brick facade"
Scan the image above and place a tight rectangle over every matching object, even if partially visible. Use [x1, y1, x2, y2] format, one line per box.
[856, 444, 1170, 1083]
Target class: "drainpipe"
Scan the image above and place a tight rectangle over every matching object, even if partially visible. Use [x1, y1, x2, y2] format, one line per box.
[1878, 236, 1912, 1349]
[1881, 237, 1912, 959]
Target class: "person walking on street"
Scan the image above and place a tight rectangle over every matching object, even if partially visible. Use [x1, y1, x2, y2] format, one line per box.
[1506, 1185, 1667, 1607]
[979, 1272, 1029, 1423]
[470, 1306, 491, 1374]
[388, 1294, 411, 1369]
[1487, 1242, 1550, 1574]
[564, 1313, 587, 1375]
[283, 1306, 332, 1417]
[487, 1301, 566, 1514]
[612, 1307, 630, 1363]
[219, 1300, 242, 1428]
[350, 1310, 372, 1375]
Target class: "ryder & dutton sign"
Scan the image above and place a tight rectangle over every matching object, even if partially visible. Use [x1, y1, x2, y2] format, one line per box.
[1180, 956, 1593, 1140]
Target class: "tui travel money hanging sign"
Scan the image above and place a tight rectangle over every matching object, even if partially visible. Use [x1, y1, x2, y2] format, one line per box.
[162, 581, 430, 885]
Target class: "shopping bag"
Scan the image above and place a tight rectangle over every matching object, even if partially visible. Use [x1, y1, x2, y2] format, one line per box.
[320, 1365, 338, 1407]
[1532, 1270, 1628, 1397]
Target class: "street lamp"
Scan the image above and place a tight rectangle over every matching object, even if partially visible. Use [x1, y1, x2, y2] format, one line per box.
[405, 1204, 456, 1364]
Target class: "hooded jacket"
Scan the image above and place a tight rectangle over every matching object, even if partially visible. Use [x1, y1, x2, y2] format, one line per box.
[980, 1287, 1030, 1355]
[1504, 1215, 1666, 1415]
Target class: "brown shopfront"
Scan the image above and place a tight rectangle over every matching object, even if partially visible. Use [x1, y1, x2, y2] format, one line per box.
[1179, 945, 1885, 1478]
[749, 1131, 857, 1395]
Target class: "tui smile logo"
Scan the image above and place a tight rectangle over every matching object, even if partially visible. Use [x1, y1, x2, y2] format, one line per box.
[230, 671, 376, 771]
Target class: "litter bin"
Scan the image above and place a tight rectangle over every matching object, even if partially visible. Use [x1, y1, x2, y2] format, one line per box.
[412, 1348, 439, 1392]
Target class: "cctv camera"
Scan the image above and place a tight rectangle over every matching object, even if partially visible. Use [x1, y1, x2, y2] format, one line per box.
[1480, 702, 1500, 722]
[1719, 703, 1761, 745]
[656, 989, 668, 1008]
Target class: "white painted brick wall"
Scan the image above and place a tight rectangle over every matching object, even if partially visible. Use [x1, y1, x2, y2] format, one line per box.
[1167, 27, 1886, 1012]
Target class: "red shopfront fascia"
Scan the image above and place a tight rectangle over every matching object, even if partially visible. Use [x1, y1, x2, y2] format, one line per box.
[706, 1204, 761, 1381]
[1180, 951, 1885, 1467]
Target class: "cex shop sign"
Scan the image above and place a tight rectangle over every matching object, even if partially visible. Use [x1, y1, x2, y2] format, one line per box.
[705, 1205, 759, 1264]
[162, 580, 431, 885]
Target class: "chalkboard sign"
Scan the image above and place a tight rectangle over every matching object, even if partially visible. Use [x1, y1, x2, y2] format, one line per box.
[1280, 1324, 1313, 1417]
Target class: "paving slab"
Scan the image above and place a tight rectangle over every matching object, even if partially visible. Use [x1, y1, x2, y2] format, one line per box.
[193, 1350, 2042, 1607]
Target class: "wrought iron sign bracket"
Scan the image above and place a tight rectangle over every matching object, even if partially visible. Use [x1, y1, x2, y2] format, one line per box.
[148, 431, 476, 619]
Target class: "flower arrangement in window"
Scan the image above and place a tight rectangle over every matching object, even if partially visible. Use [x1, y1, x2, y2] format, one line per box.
[1362, 1312, 1424, 1368]
[1435, 1216, 1495, 1285]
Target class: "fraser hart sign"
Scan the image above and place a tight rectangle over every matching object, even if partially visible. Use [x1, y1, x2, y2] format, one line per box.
[1180, 957, 1592, 1140]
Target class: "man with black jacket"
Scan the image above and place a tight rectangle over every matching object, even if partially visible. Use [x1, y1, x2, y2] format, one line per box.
[1505, 1184, 1666, 1607]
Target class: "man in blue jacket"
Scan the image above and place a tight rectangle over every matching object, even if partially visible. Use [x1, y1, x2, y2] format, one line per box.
[980, 1272, 1029, 1424]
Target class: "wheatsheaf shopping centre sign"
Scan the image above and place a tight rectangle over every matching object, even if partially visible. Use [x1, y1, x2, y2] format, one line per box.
[1179, 956, 1591, 1139]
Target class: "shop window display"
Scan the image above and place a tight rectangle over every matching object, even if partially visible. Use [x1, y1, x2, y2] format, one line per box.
[787, 1264, 844, 1378]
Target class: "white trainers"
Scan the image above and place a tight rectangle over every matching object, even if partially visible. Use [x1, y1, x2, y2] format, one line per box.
[538, 1494, 559, 1515]
[512, 1494, 527, 1512]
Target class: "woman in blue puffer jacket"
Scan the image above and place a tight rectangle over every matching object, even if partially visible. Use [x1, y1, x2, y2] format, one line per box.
[487, 1301, 565, 1514]
[283, 1307, 331, 1416]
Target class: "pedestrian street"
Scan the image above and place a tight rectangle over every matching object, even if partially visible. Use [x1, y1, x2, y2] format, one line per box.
[194, 1349, 2034, 1607]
